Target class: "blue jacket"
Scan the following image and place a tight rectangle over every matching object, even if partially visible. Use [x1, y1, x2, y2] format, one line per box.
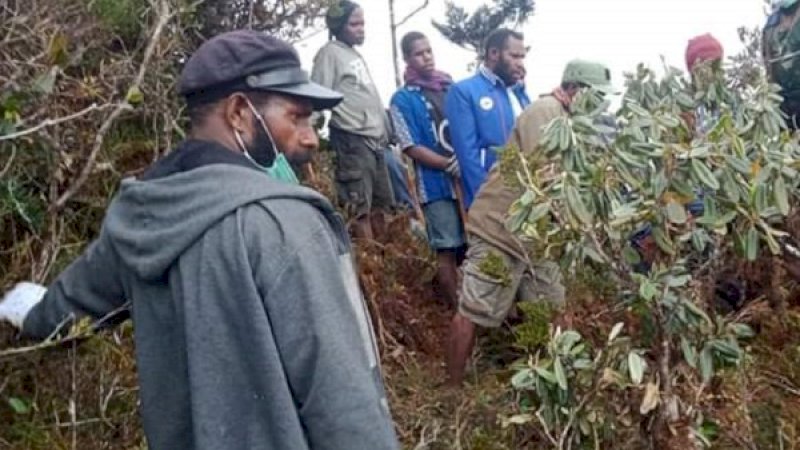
[445, 67, 530, 207]
[390, 86, 455, 204]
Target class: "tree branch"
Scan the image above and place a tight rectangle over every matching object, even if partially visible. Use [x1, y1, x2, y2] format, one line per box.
[397, 0, 429, 27]
[292, 26, 326, 43]
[0, 145, 17, 179]
[51, 0, 172, 212]
[0, 103, 119, 142]
[0, 302, 131, 358]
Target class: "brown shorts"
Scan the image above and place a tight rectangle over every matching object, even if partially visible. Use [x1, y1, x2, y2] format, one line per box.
[459, 234, 565, 328]
[330, 129, 395, 218]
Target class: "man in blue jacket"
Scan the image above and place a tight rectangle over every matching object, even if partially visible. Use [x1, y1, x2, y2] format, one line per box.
[445, 28, 529, 207]
[390, 31, 464, 306]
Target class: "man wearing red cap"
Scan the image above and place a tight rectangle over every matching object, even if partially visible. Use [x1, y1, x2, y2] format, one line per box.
[685, 33, 724, 136]
[630, 34, 726, 282]
[686, 33, 724, 74]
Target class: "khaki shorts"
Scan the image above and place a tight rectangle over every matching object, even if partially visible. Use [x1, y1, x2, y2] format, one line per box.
[330, 128, 395, 218]
[459, 234, 565, 328]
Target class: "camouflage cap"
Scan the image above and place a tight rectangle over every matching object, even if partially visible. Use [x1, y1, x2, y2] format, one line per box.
[561, 59, 617, 94]
[325, 0, 360, 34]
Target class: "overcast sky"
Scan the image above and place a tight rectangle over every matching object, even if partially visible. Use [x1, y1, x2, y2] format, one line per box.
[296, 0, 770, 103]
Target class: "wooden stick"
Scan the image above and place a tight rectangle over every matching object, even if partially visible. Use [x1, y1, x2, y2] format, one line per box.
[402, 154, 426, 227]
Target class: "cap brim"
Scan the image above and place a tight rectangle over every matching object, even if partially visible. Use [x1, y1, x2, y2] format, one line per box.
[591, 83, 621, 95]
[262, 81, 343, 111]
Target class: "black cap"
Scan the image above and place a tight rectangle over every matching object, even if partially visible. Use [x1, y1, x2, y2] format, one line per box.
[178, 30, 342, 110]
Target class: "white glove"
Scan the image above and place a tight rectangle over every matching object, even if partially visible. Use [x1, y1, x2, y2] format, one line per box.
[445, 155, 460, 178]
[0, 282, 47, 328]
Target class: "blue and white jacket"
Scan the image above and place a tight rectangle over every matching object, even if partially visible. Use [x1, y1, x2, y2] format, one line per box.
[390, 86, 455, 205]
[445, 66, 530, 207]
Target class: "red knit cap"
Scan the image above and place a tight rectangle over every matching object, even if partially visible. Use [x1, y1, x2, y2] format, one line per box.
[685, 33, 724, 72]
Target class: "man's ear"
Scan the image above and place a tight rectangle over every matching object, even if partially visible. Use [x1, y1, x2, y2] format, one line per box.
[223, 93, 252, 135]
[487, 47, 500, 63]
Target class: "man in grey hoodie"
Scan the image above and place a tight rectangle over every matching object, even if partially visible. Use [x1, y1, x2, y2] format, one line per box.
[0, 30, 399, 450]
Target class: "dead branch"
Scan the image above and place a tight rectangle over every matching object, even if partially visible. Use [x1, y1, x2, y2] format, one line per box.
[0, 103, 120, 142]
[397, 0, 429, 27]
[412, 420, 441, 450]
[0, 302, 131, 358]
[535, 411, 560, 447]
[0, 145, 17, 179]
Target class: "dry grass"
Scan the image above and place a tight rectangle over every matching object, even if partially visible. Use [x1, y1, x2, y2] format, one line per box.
[4, 222, 800, 449]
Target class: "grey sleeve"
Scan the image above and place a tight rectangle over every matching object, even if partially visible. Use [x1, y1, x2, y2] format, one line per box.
[310, 49, 337, 127]
[249, 206, 398, 450]
[310, 47, 337, 90]
[23, 231, 126, 339]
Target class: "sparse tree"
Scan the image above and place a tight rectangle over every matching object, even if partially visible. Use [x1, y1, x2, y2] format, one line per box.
[506, 61, 797, 448]
[729, 26, 765, 90]
[432, 0, 534, 57]
[192, 0, 329, 44]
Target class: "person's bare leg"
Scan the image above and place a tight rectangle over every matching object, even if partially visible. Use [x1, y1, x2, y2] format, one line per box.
[437, 250, 459, 307]
[352, 215, 373, 240]
[370, 210, 387, 242]
[446, 312, 476, 386]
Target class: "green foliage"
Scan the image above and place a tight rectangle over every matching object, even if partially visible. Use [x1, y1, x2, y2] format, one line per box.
[477, 251, 513, 287]
[506, 60, 793, 446]
[1, 91, 26, 136]
[86, 0, 148, 40]
[498, 144, 525, 189]
[0, 178, 45, 232]
[7, 397, 31, 415]
[432, 0, 535, 55]
[507, 325, 646, 447]
[510, 61, 797, 280]
[512, 302, 556, 351]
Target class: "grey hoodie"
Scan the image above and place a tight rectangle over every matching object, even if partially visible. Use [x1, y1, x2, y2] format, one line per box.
[22, 141, 399, 450]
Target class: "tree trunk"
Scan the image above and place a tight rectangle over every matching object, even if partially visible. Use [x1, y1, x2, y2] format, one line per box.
[388, 0, 401, 88]
[388, 0, 430, 88]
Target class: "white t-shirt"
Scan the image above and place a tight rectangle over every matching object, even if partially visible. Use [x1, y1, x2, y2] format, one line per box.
[507, 87, 524, 118]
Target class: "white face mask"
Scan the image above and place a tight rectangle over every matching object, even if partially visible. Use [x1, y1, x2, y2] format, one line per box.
[232, 100, 299, 185]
